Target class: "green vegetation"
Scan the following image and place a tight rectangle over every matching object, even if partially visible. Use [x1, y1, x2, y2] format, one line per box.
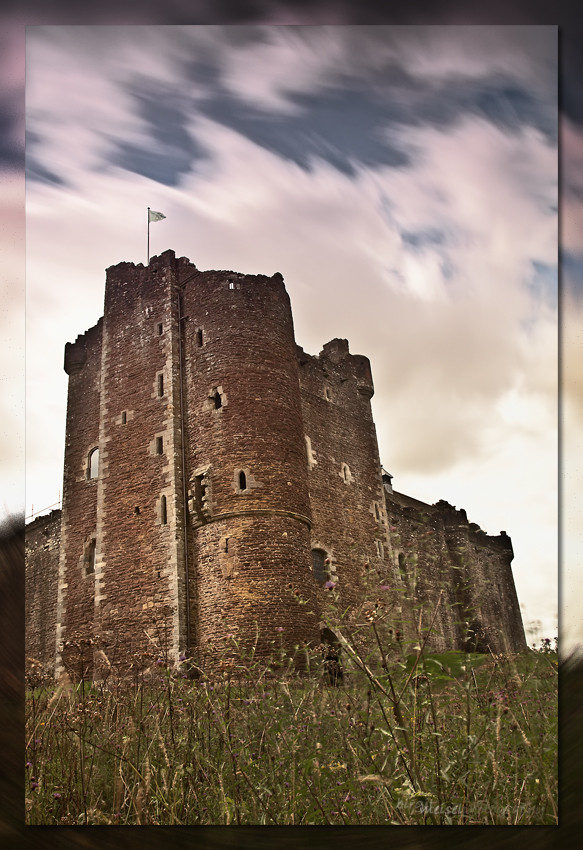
[26, 583, 557, 826]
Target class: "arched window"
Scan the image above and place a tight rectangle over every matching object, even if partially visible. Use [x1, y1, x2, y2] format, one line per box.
[88, 447, 99, 479]
[341, 463, 352, 483]
[214, 390, 222, 409]
[311, 548, 328, 585]
[239, 470, 247, 491]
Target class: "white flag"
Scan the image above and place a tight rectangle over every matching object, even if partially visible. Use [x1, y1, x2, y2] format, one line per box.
[148, 209, 166, 222]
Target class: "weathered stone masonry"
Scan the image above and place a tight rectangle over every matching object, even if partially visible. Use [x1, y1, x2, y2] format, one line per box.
[25, 250, 526, 675]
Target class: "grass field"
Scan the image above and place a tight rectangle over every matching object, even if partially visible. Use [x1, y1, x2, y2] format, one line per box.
[26, 614, 557, 826]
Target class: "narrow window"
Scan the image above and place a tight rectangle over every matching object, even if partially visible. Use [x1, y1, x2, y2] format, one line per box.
[325, 387, 332, 400]
[239, 470, 247, 491]
[197, 329, 203, 347]
[121, 411, 127, 425]
[87, 539, 96, 574]
[376, 540, 384, 559]
[156, 436, 163, 455]
[225, 537, 229, 553]
[158, 374, 164, 397]
[214, 390, 222, 409]
[374, 502, 381, 521]
[311, 549, 328, 585]
[229, 282, 235, 290]
[160, 495, 167, 525]
[398, 552, 407, 580]
[88, 447, 99, 479]
[134, 506, 141, 515]
[195, 474, 207, 503]
[157, 323, 163, 335]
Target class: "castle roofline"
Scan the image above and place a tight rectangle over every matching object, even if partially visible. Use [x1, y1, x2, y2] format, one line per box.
[106, 251, 284, 285]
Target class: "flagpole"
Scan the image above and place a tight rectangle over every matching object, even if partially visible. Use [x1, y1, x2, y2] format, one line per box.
[147, 207, 150, 265]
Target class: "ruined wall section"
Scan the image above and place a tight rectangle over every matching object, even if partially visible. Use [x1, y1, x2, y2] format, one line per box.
[437, 501, 526, 653]
[92, 252, 185, 672]
[56, 321, 102, 677]
[25, 510, 61, 668]
[181, 268, 320, 654]
[385, 491, 526, 653]
[298, 339, 390, 609]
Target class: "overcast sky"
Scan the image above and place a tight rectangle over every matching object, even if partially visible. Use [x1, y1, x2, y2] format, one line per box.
[20, 24, 560, 646]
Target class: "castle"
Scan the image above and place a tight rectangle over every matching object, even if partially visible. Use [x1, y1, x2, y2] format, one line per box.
[25, 250, 526, 677]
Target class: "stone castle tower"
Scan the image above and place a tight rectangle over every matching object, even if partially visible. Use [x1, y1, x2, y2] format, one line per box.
[25, 249, 526, 677]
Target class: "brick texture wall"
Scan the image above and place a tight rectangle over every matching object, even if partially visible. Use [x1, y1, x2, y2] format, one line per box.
[26, 250, 526, 677]
[25, 510, 61, 668]
[385, 491, 527, 653]
[180, 264, 320, 655]
[56, 320, 102, 677]
[298, 339, 391, 608]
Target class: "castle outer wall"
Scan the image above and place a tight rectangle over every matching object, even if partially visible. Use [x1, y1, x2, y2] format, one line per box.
[25, 250, 526, 675]
[25, 510, 61, 669]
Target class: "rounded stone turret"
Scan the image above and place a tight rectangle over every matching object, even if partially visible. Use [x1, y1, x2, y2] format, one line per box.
[181, 268, 321, 655]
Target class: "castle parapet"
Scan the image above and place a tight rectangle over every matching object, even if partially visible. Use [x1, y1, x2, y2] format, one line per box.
[318, 339, 374, 398]
[63, 319, 102, 375]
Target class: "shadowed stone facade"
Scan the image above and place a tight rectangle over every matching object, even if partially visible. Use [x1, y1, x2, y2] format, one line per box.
[25, 250, 526, 676]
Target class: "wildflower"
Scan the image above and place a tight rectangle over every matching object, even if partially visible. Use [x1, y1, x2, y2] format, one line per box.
[276, 627, 284, 632]
[31, 781, 39, 790]
[25, 761, 32, 769]
[53, 792, 61, 799]
[379, 585, 390, 591]
[324, 580, 336, 590]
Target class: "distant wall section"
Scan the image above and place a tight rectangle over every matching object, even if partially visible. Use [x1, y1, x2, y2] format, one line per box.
[25, 510, 61, 669]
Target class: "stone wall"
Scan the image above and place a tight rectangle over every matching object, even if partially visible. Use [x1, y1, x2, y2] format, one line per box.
[56, 320, 102, 678]
[25, 510, 61, 669]
[298, 339, 391, 609]
[384, 490, 526, 654]
[180, 264, 321, 655]
[25, 250, 527, 676]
